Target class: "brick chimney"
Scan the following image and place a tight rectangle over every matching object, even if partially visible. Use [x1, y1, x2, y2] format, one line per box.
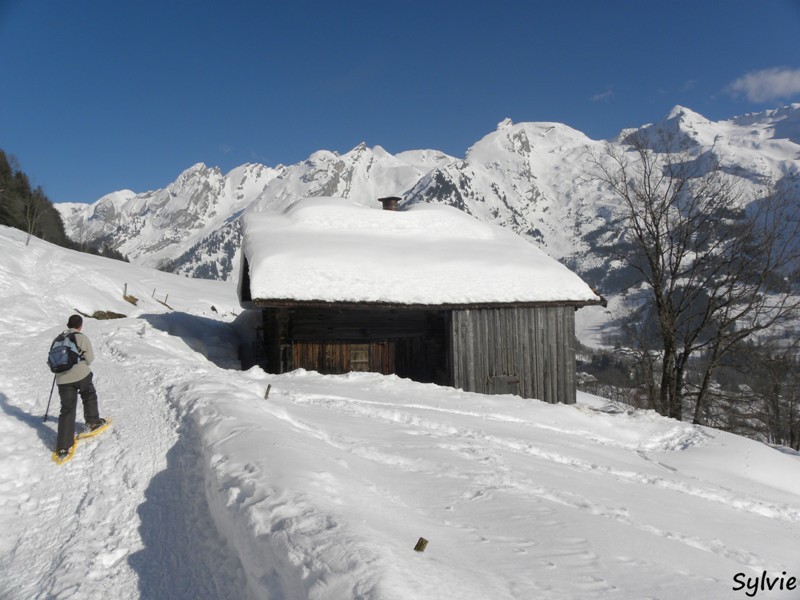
[378, 196, 401, 211]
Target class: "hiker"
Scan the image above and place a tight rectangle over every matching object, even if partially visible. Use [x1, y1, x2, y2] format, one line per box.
[54, 315, 107, 458]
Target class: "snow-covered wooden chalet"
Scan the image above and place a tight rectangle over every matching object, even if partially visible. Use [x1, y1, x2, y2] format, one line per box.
[237, 197, 601, 404]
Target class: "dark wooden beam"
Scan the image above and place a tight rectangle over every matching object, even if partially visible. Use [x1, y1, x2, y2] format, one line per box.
[251, 298, 602, 311]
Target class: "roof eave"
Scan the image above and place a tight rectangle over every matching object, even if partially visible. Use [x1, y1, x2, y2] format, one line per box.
[250, 298, 604, 311]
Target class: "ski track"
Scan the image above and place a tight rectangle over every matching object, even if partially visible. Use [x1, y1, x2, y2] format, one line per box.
[285, 393, 799, 522]
[268, 388, 791, 579]
[0, 319, 247, 600]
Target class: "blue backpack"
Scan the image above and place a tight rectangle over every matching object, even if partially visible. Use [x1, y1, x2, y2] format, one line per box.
[47, 332, 83, 373]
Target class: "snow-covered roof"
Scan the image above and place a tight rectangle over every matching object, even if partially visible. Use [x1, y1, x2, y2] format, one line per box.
[240, 197, 600, 307]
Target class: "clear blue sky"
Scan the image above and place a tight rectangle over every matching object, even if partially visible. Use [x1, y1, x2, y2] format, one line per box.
[2, 0, 800, 204]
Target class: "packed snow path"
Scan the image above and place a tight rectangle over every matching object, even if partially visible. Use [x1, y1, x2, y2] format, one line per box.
[0, 229, 248, 599]
[0, 313, 248, 599]
[1, 228, 800, 599]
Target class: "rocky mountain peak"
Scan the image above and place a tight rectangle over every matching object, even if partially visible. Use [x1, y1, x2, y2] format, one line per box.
[56, 104, 800, 288]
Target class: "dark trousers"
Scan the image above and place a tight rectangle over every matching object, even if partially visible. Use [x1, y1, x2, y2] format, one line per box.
[56, 373, 99, 450]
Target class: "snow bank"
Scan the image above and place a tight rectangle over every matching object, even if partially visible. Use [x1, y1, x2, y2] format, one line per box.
[184, 372, 800, 599]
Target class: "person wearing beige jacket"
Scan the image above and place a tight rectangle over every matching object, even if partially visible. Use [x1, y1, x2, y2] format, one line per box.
[55, 315, 106, 457]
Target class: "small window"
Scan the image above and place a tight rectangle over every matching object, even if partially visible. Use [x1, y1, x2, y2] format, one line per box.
[488, 375, 520, 395]
[350, 344, 370, 371]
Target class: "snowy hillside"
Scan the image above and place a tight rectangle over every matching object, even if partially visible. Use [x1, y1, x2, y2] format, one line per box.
[56, 104, 800, 291]
[2, 226, 800, 599]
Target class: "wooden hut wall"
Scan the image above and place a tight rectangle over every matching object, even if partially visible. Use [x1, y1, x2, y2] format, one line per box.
[259, 306, 448, 384]
[449, 306, 577, 404]
[291, 340, 395, 375]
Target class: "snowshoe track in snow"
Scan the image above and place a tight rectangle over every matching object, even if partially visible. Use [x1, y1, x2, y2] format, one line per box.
[0, 316, 247, 599]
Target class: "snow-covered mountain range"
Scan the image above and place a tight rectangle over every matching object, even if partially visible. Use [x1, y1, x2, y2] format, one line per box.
[57, 104, 800, 291]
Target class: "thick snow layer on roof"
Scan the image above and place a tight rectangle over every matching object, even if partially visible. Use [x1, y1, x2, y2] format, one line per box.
[242, 197, 598, 305]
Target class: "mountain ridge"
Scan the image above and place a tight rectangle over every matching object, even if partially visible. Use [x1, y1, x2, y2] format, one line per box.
[56, 104, 800, 297]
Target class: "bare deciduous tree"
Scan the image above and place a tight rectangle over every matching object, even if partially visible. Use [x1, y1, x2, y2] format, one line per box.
[589, 130, 800, 423]
[23, 186, 47, 245]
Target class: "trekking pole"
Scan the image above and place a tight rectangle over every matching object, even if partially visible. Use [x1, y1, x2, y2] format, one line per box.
[43, 375, 56, 421]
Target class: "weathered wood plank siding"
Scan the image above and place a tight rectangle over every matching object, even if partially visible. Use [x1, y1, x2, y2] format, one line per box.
[256, 304, 578, 404]
[258, 306, 448, 384]
[449, 306, 577, 404]
[291, 341, 395, 375]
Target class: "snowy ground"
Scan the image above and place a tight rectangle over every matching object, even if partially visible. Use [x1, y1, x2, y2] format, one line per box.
[1, 225, 799, 600]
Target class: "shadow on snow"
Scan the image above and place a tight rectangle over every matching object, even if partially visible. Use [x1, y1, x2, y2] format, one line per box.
[140, 312, 242, 370]
[0, 391, 58, 451]
[127, 313, 248, 597]
[127, 407, 248, 599]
